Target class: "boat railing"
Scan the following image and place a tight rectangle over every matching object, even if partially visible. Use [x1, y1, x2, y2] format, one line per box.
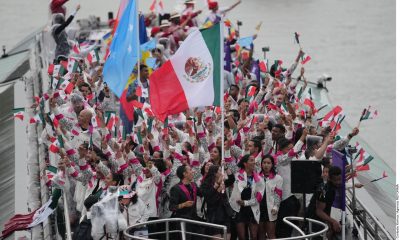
[123, 217, 329, 240]
[346, 189, 394, 240]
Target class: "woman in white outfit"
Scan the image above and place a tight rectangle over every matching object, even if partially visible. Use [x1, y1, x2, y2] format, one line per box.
[258, 154, 283, 240]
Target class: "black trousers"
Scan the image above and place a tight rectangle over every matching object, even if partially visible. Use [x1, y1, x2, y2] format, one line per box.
[276, 195, 300, 238]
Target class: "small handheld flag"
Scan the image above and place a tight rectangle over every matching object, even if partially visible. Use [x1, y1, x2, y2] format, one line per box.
[363, 171, 389, 186]
[12, 108, 25, 121]
[357, 106, 378, 128]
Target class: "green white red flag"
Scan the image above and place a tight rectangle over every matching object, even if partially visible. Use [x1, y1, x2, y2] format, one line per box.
[12, 108, 25, 121]
[360, 106, 378, 121]
[149, 23, 222, 121]
[29, 113, 44, 124]
[87, 49, 100, 64]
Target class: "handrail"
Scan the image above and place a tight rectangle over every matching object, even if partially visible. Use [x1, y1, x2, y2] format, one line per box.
[124, 218, 227, 240]
[278, 217, 329, 240]
[124, 217, 328, 240]
[346, 189, 394, 240]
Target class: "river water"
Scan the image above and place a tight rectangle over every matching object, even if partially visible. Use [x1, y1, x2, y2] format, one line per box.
[0, 0, 396, 235]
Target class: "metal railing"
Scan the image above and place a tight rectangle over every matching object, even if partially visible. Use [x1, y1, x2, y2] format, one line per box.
[123, 216, 329, 240]
[124, 218, 227, 240]
[279, 216, 329, 240]
[346, 190, 394, 240]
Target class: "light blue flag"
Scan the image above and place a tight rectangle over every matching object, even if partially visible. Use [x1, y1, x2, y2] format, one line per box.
[237, 36, 254, 48]
[103, 0, 138, 98]
[145, 57, 157, 69]
[140, 38, 157, 52]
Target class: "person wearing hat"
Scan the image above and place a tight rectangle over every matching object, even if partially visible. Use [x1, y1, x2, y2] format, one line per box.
[170, 12, 188, 38]
[204, 0, 241, 25]
[181, 0, 202, 28]
[157, 19, 174, 41]
[119, 185, 150, 229]
[51, 4, 81, 62]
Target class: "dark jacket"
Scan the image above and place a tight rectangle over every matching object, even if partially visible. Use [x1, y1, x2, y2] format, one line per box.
[169, 182, 200, 219]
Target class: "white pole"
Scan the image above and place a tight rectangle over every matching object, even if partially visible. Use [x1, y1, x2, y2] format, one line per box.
[220, 20, 225, 177]
[341, 209, 346, 240]
[63, 175, 72, 240]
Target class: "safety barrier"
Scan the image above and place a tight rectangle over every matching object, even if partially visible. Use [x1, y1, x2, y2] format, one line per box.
[123, 216, 329, 240]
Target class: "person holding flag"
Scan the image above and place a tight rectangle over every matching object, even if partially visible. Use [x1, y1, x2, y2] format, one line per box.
[51, 4, 81, 62]
[180, 0, 203, 28]
[204, 0, 242, 25]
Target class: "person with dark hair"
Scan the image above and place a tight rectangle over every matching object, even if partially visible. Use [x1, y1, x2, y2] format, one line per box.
[200, 165, 234, 239]
[229, 84, 240, 101]
[78, 82, 93, 101]
[264, 123, 286, 155]
[258, 155, 283, 239]
[51, 4, 80, 62]
[169, 165, 201, 239]
[248, 138, 262, 171]
[170, 165, 197, 217]
[122, 64, 150, 134]
[209, 146, 222, 166]
[119, 185, 150, 233]
[229, 154, 265, 240]
[307, 166, 343, 239]
[274, 128, 307, 238]
[249, 138, 262, 156]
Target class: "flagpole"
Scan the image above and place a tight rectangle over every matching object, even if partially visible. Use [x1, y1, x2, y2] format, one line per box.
[220, 20, 225, 180]
[63, 174, 72, 240]
[357, 108, 366, 129]
[348, 147, 357, 236]
[136, 0, 140, 135]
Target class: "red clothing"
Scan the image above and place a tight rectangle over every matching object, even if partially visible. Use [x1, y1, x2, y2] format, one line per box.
[180, 11, 200, 28]
[50, 0, 69, 16]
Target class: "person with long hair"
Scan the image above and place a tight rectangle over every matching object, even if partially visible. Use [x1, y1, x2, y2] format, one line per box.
[209, 146, 222, 166]
[229, 154, 265, 240]
[201, 165, 234, 239]
[258, 155, 283, 239]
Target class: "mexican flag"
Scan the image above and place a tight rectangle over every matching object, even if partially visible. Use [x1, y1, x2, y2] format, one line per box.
[353, 144, 374, 166]
[67, 57, 80, 73]
[106, 111, 117, 130]
[12, 108, 25, 121]
[301, 52, 311, 65]
[360, 107, 378, 121]
[29, 113, 44, 124]
[49, 137, 61, 153]
[48, 64, 66, 77]
[0, 188, 62, 239]
[72, 43, 81, 54]
[319, 105, 343, 129]
[48, 113, 61, 129]
[87, 49, 100, 64]
[59, 79, 75, 94]
[149, 23, 222, 121]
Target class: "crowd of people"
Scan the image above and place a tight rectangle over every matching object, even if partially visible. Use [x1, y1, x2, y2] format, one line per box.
[33, 0, 364, 239]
